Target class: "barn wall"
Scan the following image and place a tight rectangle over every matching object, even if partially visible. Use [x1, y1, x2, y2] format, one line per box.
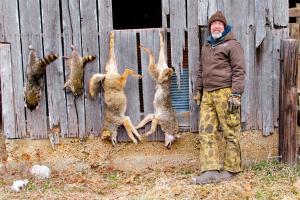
[0, 0, 289, 139]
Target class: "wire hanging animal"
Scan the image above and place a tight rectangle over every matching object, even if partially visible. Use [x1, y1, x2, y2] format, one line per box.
[136, 31, 179, 149]
[89, 31, 142, 145]
[24, 45, 58, 111]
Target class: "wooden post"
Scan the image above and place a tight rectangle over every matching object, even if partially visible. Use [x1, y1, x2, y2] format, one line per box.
[0, 44, 16, 138]
[279, 39, 299, 165]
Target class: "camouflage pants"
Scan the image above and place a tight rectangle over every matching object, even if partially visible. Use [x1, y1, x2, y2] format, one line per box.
[199, 87, 241, 173]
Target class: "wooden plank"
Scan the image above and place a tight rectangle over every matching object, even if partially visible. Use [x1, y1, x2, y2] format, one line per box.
[162, 0, 169, 28]
[254, 45, 263, 130]
[114, 30, 140, 141]
[62, 0, 85, 138]
[289, 7, 300, 18]
[170, 0, 186, 84]
[256, 0, 273, 45]
[290, 23, 300, 40]
[99, 0, 113, 72]
[240, 0, 255, 129]
[296, 4, 300, 27]
[255, 0, 267, 48]
[245, 0, 256, 129]
[242, 26, 256, 130]
[0, 44, 16, 138]
[260, 27, 274, 135]
[188, 0, 200, 132]
[207, 0, 224, 18]
[279, 39, 298, 165]
[0, 0, 26, 138]
[273, 28, 289, 128]
[224, 0, 248, 41]
[19, 0, 48, 139]
[41, 0, 68, 137]
[273, 0, 288, 27]
[0, 3, 4, 42]
[198, 0, 208, 26]
[80, 0, 101, 136]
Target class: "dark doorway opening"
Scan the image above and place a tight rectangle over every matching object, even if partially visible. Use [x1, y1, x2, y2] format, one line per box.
[112, 0, 162, 30]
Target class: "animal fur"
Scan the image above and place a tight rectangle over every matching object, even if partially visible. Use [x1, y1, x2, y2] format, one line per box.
[89, 31, 142, 145]
[24, 45, 58, 111]
[64, 45, 96, 97]
[136, 31, 179, 149]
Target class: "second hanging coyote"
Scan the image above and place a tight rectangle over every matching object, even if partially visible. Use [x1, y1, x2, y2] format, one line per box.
[136, 31, 179, 149]
[89, 31, 142, 145]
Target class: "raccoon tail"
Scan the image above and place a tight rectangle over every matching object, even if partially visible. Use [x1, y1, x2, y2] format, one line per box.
[82, 55, 96, 66]
[89, 73, 106, 99]
[38, 53, 59, 68]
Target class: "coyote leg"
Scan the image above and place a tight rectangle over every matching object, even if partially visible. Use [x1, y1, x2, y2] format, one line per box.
[136, 114, 154, 129]
[145, 118, 158, 136]
[119, 68, 142, 88]
[140, 46, 159, 79]
[123, 117, 138, 144]
[125, 116, 142, 141]
[111, 130, 118, 146]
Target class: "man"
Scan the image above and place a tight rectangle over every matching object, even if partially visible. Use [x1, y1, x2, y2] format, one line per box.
[192, 11, 245, 184]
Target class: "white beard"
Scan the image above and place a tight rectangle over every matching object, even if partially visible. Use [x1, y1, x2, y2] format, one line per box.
[212, 32, 222, 39]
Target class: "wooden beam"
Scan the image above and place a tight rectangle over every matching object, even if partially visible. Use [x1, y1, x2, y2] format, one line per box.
[0, 44, 16, 138]
[289, 7, 300, 18]
[279, 39, 299, 166]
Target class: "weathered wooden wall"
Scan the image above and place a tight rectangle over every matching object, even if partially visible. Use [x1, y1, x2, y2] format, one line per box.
[0, 0, 289, 139]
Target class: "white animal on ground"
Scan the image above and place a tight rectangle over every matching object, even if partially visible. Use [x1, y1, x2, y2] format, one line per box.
[30, 165, 51, 179]
[11, 179, 29, 192]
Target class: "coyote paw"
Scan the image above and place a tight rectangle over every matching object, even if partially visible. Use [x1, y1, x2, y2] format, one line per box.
[111, 132, 118, 146]
[132, 137, 138, 144]
[164, 133, 175, 149]
[111, 137, 117, 146]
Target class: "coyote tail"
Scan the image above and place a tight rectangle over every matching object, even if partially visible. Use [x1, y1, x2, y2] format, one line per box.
[89, 73, 105, 99]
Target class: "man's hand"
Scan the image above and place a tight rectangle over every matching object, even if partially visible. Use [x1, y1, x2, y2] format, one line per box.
[193, 91, 202, 106]
[228, 94, 241, 113]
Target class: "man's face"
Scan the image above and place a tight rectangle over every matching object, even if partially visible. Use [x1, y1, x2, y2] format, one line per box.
[210, 21, 225, 39]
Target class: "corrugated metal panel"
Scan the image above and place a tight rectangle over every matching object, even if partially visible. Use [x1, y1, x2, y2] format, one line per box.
[171, 68, 189, 112]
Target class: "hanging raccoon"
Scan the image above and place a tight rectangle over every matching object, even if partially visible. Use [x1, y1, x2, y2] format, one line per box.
[64, 45, 96, 97]
[24, 45, 58, 111]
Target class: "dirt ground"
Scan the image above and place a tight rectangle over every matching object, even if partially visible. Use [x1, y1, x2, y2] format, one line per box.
[0, 130, 298, 199]
[0, 160, 300, 200]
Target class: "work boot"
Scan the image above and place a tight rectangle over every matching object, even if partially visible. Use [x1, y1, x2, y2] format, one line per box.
[219, 170, 238, 181]
[191, 170, 221, 185]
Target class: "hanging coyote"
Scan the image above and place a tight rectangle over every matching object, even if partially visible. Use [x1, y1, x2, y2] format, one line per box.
[136, 31, 179, 149]
[89, 31, 142, 145]
[64, 45, 96, 97]
[24, 45, 58, 111]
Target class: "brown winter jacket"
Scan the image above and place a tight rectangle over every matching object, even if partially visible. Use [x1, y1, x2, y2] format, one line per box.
[194, 32, 245, 94]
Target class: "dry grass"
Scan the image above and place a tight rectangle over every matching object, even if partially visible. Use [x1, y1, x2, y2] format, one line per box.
[0, 160, 300, 200]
